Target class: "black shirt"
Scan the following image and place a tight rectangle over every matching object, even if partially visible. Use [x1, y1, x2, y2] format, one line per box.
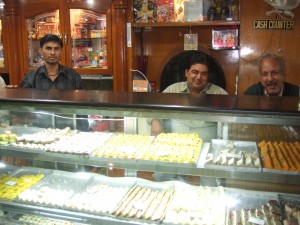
[21, 64, 83, 90]
[244, 82, 299, 96]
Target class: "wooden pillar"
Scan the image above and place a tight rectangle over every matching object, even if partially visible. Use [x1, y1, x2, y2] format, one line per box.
[111, 0, 128, 92]
[3, 0, 23, 86]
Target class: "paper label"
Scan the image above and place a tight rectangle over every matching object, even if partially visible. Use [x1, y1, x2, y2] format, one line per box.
[248, 217, 265, 225]
[5, 180, 17, 186]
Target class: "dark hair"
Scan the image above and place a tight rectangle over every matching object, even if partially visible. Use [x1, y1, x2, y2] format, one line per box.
[258, 53, 286, 75]
[185, 52, 212, 71]
[40, 34, 63, 48]
[160, 50, 226, 91]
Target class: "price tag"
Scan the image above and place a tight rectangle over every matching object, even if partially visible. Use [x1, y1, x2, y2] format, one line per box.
[5, 180, 17, 186]
[248, 217, 265, 225]
[226, 153, 242, 159]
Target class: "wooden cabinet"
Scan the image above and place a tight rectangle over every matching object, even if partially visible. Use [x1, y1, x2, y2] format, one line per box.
[127, 0, 240, 94]
[19, 0, 112, 76]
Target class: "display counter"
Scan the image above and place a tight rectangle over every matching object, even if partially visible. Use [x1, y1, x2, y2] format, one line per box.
[0, 89, 299, 224]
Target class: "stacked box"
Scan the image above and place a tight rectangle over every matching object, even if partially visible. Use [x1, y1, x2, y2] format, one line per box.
[157, 0, 175, 22]
[134, 0, 157, 23]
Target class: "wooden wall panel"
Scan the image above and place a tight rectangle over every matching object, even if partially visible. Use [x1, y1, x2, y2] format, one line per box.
[238, 0, 300, 94]
[133, 26, 239, 94]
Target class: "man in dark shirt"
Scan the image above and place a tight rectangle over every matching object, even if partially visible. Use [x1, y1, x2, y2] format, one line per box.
[19, 34, 88, 131]
[244, 53, 299, 96]
[21, 34, 83, 90]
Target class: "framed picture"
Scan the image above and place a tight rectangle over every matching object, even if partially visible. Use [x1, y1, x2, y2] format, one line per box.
[212, 28, 239, 49]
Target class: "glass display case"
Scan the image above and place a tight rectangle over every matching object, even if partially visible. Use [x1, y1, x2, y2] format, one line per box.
[21, 0, 111, 75]
[0, 89, 299, 224]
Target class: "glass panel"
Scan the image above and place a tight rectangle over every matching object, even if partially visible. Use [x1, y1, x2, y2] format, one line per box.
[0, 20, 4, 68]
[27, 10, 60, 68]
[70, 9, 107, 69]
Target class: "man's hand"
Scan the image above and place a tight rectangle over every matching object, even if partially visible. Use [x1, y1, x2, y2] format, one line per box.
[151, 119, 164, 136]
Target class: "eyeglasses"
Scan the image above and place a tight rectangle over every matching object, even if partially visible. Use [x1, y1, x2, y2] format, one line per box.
[261, 71, 281, 78]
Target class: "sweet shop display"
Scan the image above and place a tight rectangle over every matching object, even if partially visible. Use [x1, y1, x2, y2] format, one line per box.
[204, 139, 262, 171]
[258, 141, 300, 173]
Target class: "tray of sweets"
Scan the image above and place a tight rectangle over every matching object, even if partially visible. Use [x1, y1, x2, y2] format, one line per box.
[258, 141, 300, 175]
[204, 139, 262, 172]
[138, 133, 202, 168]
[163, 184, 226, 225]
[278, 194, 300, 225]
[63, 174, 136, 215]
[9, 213, 88, 225]
[112, 179, 175, 224]
[225, 188, 281, 225]
[0, 167, 50, 201]
[92, 134, 154, 162]
[16, 171, 92, 208]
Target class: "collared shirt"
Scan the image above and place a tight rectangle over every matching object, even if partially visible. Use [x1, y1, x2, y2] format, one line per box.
[163, 81, 228, 95]
[21, 64, 83, 90]
[0, 76, 6, 88]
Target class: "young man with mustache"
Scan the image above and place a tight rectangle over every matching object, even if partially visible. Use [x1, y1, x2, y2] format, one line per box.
[244, 53, 299, 96]
[21, 34, 82, 89]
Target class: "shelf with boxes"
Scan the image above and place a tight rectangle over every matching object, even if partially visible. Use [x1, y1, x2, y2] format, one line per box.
[132, 0, 240, 25]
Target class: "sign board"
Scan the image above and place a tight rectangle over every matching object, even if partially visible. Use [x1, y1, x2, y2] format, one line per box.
[254, 20, 294, 30]
[133, 80, 148, 92]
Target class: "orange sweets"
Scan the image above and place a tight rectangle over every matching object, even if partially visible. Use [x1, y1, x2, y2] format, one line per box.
[258, 141, 300, 172]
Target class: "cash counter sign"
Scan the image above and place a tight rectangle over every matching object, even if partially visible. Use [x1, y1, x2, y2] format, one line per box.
[254, 20, 294, 30]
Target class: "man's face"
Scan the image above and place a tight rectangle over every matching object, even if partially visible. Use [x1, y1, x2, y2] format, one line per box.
[40, 41, 62, 65]
[185, 63, 209, 94]
[260, 58, 285, 96]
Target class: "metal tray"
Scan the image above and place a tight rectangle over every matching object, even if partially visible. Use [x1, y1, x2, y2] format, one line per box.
[45, 132, 113, 155]
[0, 161, 18, 175]
[10, 167, 52, 178]
[16, 171, 92, 208]
[163, 185, 226, 225]
[112, 179, 175, 224]
[0, 167, 51, 201]
[262, 168, 300, 175]
[9, 213, 88, 225]
[204, 139, 262, 172]
[225, 188, 281, 225]
[63, 174, 136, 215]
[278, 193, 300, 224]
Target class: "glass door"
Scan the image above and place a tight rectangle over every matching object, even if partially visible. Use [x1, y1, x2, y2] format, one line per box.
[26, 10, 60, 68]
[70, 9, 107, 70]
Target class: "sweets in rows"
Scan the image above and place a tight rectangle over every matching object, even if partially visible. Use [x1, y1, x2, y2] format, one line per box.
[258, 141, 300, 172]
